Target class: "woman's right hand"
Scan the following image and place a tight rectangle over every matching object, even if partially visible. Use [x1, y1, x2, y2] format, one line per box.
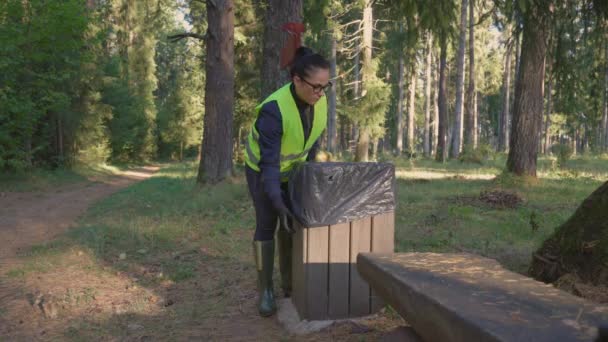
[270, 194, 296, 233]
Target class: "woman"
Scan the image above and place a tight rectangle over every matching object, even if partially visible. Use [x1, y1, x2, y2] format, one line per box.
[244, 47, 331, 317]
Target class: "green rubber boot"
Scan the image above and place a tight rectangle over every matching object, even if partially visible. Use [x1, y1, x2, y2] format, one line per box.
[277, 230, 293, 298]
[253, 240, 276, 317]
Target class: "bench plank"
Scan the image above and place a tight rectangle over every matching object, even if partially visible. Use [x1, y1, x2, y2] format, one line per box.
[358, 253, 608, 342]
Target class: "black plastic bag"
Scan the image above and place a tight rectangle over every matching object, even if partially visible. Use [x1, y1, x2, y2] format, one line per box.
[287, 162, 395, 227]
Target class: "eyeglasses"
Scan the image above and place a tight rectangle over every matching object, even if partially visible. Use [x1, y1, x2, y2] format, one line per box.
[299, 77, 332, 94]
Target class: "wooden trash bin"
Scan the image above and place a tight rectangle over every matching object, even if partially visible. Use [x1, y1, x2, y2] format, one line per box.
[287, 162, 395, 320]
[291, 212, 394, 320]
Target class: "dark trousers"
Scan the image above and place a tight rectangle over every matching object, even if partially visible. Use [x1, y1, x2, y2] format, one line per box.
[245, 165, 287, 241]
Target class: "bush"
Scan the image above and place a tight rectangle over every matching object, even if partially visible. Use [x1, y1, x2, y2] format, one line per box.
[458, 144, 495, 164]
[550, 143, 573, 168]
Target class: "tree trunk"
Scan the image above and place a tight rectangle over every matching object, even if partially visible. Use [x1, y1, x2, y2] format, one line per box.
[355, 129, 370, 162]
[499, 29, 513, 152]
[543, 63, 553, 155]
[396, 53, 405, 154]
[583, 123, 589, 154]
[529, 181, 608, 284]
[351, 43, 361, 155]
[573, 129, 579, 156]
[424, 33, 433, 157]
[25, 137, 32, 167]
[603, 35, 608, 151]
[180, 140, 184, 161]
[436, 37, 449, 163]
[450, 0, 468, 158]
[328, 32, 338, 154]
[197, 0, 235, 184]
[355, 0, 373, 162]
[56, 114, 64, 162]
[514, 29, 521, 87]
[371, 138, 378, 160]
[260, 0, 302, 99]
[506, 4, 550, 177]
[407, 63, 417, 154]
[464, 0, 476, 150]
[433, 51, 439, 157]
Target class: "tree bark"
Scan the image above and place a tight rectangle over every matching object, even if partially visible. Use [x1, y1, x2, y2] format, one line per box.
[424, 33, 433, 157]
[396, 53, 405, 154]
[543, 61, 553, 155]
[407, 62, 417, 154]
[355, 0, 373, 162]
[328, 32, 338, 153]
[260, 0, 302, 99]
[371, 138, 378, 160]
[464, 0, 477, 150]
[433, 51, 439, 157]
[603, 34, 608, 151]
[436, 37, 449, 162]
[514, 30, 521, 84]
[499, 29, 513, 152]
[506, 4, 550, 177]
[57, 115, 64, 161]
[197, 0, 235, 184]
[450, 0, 468, 158]
[351, 44, 361, 155]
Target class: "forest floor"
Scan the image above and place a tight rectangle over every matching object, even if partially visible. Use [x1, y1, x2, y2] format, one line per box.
[0, 155, 607, 341]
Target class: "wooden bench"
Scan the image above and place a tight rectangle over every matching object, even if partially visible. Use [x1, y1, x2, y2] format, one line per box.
[357, 252, 608, 342]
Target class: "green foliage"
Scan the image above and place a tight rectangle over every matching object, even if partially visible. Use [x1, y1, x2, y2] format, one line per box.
[459, 143, 495, 164]
[155, 30, 205, 161]
[551, 143, 574, 168]
[344, 62, 390, 139]
[0, 0, 89, 170]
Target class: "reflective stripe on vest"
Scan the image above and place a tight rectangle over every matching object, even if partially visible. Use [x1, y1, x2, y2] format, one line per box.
[244, 83, 327, 178]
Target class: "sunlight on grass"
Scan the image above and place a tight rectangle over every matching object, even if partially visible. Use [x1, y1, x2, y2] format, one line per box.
[392, 156, 606, 273]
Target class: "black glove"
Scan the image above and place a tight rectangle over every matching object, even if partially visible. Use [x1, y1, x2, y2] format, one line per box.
[279, 210, 296, 234]
[270, 193, 296, 234]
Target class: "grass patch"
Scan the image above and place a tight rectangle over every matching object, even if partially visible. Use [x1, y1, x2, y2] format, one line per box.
[393, 156, 606, 272]
[7, 162, 253, 281]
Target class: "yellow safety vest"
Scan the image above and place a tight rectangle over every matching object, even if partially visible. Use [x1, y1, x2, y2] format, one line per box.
[244, 83, 327, 180]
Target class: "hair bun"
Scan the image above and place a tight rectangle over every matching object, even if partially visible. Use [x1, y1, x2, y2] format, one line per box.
[294, 47, 314, 61]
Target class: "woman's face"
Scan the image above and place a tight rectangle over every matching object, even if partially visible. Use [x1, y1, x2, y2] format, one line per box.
[293, 67, 330, 106]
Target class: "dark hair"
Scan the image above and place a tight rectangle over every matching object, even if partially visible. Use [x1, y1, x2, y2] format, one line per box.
[289, 46, 330, 78]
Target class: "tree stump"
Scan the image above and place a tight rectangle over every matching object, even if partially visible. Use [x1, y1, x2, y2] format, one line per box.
[529, 181, 608, 285]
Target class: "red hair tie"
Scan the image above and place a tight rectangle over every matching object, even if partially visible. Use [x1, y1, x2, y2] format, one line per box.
[280, 22, 306, 69]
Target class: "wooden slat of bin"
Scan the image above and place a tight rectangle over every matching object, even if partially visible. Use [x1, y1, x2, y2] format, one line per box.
[306, 225, 329, 319]
[292, 222, 307, 318]
[371, 211, 395, 253]
[328, 222, 350, 319]
[349, 217, 372, 316]
[371, 211, 395, 312]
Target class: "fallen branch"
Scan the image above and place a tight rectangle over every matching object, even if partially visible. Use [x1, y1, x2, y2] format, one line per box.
[168, 32, 207, 42]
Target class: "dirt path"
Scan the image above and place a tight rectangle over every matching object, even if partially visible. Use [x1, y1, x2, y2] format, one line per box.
[0, 167, 161, 340]
[0, 166, 158, 261]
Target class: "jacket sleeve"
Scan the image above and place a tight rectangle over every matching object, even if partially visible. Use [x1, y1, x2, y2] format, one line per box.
[255, 101, 285, 208]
